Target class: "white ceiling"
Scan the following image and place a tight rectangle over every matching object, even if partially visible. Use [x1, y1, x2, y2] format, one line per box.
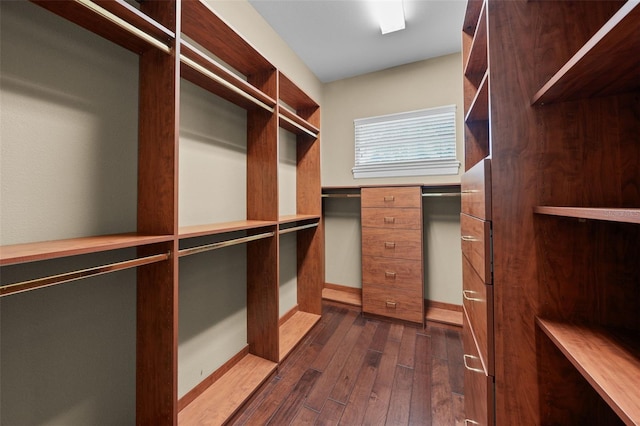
[248, 0, 467, 83]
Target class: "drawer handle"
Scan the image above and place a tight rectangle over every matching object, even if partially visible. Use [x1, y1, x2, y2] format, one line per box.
[383, 195, 395, 202]
[385, 271, 397, 279]
[462, 290, 483, 302]
[384, 242, 396, 249]
[461, 235, 480, 242]
[386, 301, 397, 309]
[461, 189, 479, 194]
[384, 216, 395, 224]
[464, 420, 480, 425]
[463, 354, 484, 374]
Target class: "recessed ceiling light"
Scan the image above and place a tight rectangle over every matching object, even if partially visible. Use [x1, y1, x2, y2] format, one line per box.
[376, 0, 406, 35]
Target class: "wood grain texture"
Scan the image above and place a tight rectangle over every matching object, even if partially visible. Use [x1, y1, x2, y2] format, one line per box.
[361, 207, 422, 230]
[460, 213, 491, 284]
[534, 206, 640, 225]
[461, 158, 492, 220]
[279, 311, 321, 361]
[361, 186, 422, 208]
[362, 256, 422, 289]
[361, 228, 423, 261]
[463, 1, 487, 84]
[363, 284, 424, 324]
[178, 220, 276, 239]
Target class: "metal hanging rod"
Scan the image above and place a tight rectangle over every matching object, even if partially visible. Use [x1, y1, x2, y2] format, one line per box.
[278, 222, 319, 235]
[422, 192, 462, 197]
[178, 231, 274, 258]
[75, 0, 171, 53]
[321, 193, 361, 198]
[180, 55, 275, 113]
[0, 252, 170, 298]
[279, 113, 318, 138]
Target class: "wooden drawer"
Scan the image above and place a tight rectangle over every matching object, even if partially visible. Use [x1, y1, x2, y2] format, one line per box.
[460, 213, 491, 284]
[361, 186, 421, 208]
[362, 227, 422, 260]
[463, 255, 494, 376]
[461, 158, 491, 220]
[362, 256, 422, 289]
[361, 207, 422, 230]
[463, 312, 494, 426]
[362, 284, 423, 323]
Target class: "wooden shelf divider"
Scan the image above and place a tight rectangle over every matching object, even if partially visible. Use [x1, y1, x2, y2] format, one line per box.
[463, 0, 487, 85]
[465, 71, 489, 123]
[537, 318, 640, 425]
[178, 220, 277, 240]
[534, 206, 640, 225]
[462, 0, 484, 36]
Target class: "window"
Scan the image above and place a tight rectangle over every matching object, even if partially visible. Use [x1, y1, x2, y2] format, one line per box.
[352, 105, 460, 179]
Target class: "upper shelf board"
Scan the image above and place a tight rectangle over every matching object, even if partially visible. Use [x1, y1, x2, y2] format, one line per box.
[532, 1, 640, 105]
[534, 206, 640, 225]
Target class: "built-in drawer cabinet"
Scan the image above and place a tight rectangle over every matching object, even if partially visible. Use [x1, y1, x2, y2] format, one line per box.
[463, 312, 495, 426]
[462, 157, 491, 220]
[462, 255, 494, 375]
[461, 212, 491, 284]
[361, 186, 423, 324]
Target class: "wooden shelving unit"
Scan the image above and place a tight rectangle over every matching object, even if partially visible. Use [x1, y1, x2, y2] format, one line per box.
[537, 318, 640, 425]
[460, 0, 640, 424]
[0, 1, 322, 424]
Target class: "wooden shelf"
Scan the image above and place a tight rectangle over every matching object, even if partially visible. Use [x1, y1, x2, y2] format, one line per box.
[0, 233, 174, 266]
[532, 2, 640, 105]
[465, 72, 489, 123]
[463, 1, 487, 85]
[279, 214, 321, 225]
[537, 318, 640, 425]
[32, 0, 174, 54]
[534, 207, 640, 225]
[178, 220, 277, 240]
[322, 285, 362, 307]
[177, 354, 277, 425]
[279, 107, 319, 138]
[279, 310, 321, 361]
[180, 41, 276, 112]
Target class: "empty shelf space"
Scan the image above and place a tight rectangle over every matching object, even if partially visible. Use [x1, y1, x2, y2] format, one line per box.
[32, 0, 173, 54]
[465, 71, 489, 123]
[537, 318, 640, 425]
[178, 353, 277, 426]
[0, 233, 173, 266]
[463, 0, 487, 81]
[179, 220, 277, 239]
[279, 310, 321, 361]
[534, 206, 640, 225]
[322, 286, 362, 307]
[532, 1, 640, 105]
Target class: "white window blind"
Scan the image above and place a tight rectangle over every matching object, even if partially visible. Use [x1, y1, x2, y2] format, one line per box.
[352, 105, 460, 179]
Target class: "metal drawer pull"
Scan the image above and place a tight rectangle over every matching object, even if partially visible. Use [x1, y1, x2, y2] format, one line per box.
[462, 290, 483, 302]
[383, 195, 395, 202]
[384, 242, 396, 249]
[385, 271, 397, 279]
[461, 235, 480, 242]
[464, 420, 480, 425]
[461, 189, 479, 194]
[384, 216, 395, 224]
[386, 301, 397, 309]
[463, 354, 484, 373]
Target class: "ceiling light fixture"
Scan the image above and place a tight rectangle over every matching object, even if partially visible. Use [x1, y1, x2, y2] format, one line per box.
[376, 0, 406, 35]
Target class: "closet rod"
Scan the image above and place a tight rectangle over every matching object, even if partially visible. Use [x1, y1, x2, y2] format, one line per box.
[321, 194, 361, 198]
[180, 55, 275, 113]
[278, 222, 319, 235]
[178, 231, 274, 258]
[0, 252, 170, 298]
[75, 0, 171, 53]
[279, 113, 318, 138]
[421, 192, 461, 197]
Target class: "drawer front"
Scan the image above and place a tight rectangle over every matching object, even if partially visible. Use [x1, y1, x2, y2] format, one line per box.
[361, 207, 422, 230]
[362, 256, 422, 290]
[463, 312, 494, 426]
[363, 284, 423, 323]
[461, 158, 491, 220]
[361, 186, 421, 208]
[362, 228, 422, 260]
[462, 256, 494, 376]
[460, 213, 491, 284]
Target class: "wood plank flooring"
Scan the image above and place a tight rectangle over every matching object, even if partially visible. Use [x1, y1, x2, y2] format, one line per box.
[229, 304, 464, 425]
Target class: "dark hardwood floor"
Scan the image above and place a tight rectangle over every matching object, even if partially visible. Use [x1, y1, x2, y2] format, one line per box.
[229, 303, 464, 425]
